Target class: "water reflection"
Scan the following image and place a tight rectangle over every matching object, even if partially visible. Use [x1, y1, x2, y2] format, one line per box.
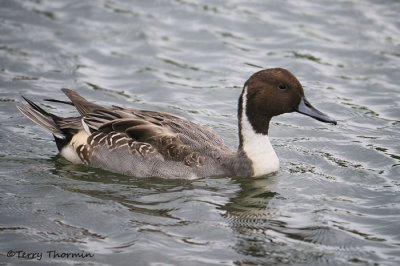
[220, 175, 290, 263]
[52, 158, 282, 258]
[52, 160, 299, 263]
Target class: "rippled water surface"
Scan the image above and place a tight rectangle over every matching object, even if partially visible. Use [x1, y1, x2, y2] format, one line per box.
[1, 0, 400, 265]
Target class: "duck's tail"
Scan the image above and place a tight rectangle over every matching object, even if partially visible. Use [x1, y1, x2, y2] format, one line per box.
[17, 96, 65, 138]
[17, 89, 108, 151]
[17, 94, 82, 151]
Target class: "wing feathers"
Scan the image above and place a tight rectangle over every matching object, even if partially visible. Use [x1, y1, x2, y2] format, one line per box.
[126, 124, 166, 141]
[21, 89, 231, 169]
[61, 88, 105, 115]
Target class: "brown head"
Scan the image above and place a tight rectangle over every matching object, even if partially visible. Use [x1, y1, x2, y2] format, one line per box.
[238, 68, 336, 136]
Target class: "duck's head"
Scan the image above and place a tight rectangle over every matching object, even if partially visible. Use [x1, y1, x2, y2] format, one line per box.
[239, 68, 336, 135]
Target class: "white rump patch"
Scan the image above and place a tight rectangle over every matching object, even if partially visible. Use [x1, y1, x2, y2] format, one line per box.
[60, 130, 89, 164]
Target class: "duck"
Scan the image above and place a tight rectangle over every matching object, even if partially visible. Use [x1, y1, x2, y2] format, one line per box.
[17, 68, 336, 179]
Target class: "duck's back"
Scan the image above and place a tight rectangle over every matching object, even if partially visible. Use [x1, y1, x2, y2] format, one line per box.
[77, 106, 236, 178]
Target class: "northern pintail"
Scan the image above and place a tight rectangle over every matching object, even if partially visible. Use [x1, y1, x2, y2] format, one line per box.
[18, 68, 336, 179]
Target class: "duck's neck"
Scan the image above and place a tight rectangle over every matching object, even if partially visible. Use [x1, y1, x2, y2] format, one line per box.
[238, 86, 279, 176]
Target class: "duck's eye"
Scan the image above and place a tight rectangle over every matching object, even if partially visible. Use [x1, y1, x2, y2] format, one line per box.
[278, 83, 287, 90]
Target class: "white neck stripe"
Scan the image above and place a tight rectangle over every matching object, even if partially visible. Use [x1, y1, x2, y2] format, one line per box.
[240, 86, 279, 176]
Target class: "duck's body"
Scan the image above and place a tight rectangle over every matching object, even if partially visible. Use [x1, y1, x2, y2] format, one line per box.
[18, 68, 336, 179]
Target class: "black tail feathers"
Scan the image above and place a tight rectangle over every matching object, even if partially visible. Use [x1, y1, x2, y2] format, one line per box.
[17, 96, 77, 151]
[17, 96, 65, 138]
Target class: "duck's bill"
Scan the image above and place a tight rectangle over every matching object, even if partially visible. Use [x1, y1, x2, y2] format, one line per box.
[295, 97, 337, 125]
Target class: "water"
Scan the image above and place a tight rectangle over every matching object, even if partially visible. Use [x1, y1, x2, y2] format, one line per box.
[1, 0, 399, 265]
